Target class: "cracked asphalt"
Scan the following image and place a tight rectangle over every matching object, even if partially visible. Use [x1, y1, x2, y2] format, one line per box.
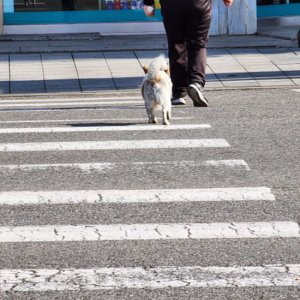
[0, 88, 299, 299]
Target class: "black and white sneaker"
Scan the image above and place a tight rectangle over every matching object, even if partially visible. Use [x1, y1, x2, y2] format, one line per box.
[187, 83, 209, 107]
[171, 98, 186, 106]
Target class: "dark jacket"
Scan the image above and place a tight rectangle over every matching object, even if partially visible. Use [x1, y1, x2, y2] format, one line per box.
[144, 0, 154, 5]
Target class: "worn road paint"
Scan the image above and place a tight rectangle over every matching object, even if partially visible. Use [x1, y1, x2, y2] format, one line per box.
[0, 187, 273, 205]
[0, 100, 141, 107]
[0, 96, 142, 104]
[0, 139, 230, 152]
[0, 222, 298, 242]
[0, 117, 194, 124]
[0, 264, 300, 291]
[0, 124, 211, 134]
[0, 159, 250, 174]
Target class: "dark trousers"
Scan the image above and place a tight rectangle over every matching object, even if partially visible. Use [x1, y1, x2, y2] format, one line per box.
[160, 0, 212, 98]
[62, 0, 77, 10]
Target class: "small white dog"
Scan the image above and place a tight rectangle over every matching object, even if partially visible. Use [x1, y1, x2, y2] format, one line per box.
[141, 55, 172, 125]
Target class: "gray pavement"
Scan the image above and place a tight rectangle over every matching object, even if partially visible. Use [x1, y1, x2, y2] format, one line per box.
[0, 88, 299, 299]
[0, 25, 299, 298]
[257, 24, 299, 41]
[0, 27, 299, 94]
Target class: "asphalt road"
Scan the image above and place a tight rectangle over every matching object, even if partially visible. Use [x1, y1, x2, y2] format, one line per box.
[0, 88, 299, 299]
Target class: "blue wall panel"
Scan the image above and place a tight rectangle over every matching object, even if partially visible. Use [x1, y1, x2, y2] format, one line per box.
[4, 10, 162, 25]
[257, 4, 300, 17]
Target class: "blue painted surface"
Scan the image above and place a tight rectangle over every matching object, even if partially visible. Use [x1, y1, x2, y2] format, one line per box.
[5, 4, 299, 26]
[257, 4, 300, 18]
[4, 10, 163, 25]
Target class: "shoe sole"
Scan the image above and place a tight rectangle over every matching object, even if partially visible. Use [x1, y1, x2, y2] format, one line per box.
[187, 84, 209, 107]
[171, 99, 186, 106]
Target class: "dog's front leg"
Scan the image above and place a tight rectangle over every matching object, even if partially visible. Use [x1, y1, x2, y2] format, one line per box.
[146, 107, 152, 123]
[167, 109, 171, 121]
[146, 105, 157, 124]
[151, 108, 158, 124]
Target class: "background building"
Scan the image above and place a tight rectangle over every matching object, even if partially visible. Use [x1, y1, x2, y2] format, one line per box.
[0, 0, 299, 35]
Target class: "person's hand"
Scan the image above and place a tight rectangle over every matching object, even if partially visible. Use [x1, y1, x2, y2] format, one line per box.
[223, 0, 234, 6]
[144, 5, 155, 17]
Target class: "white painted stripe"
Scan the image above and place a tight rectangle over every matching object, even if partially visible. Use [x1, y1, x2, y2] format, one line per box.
[0, 96, 142, 104]
[0, 107, 144, 113]
[0, 222, 298, 242]
[0, 124, 211, 134]
[0, 100, 141, 107]
[0, 117, 194, 124]
[1, 264, 299, 291]
[0, 160, 250, 173]
[292, 89, 300, 92]
[202, 159, 251, 170]
[0, 187, 274, 205]
[0, 139, 230, 152]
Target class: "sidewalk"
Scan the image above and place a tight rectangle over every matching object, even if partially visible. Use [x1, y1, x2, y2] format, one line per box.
[0, 27, 299, 95]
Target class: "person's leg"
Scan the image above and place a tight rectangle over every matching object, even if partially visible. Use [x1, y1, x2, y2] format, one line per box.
[185, 0, 212, 106]
[186, 0, 212, 87]
[160, 0, 188, 101]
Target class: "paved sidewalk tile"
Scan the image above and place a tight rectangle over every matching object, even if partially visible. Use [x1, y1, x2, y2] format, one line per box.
[0, 46, 299, 94]
[41, 53, 81, 93]
[0, 30, 298, 94]
[0, 55, 9, 94]
[73, 52, 115, 92]
[293, 50, 300, 55]
[205, 66, 224, 89]
[276, 63, 300, 86]
[257, 25, 299, 41]
[258, 48, 300, 65]
[257, 48, 299, 86]
[207, 49, 259, 88]
[18, 41, 50, 53]
[104, 51, 145, 90]
[1, 33, 296, 54]
[10, 54, 45, 94]
[228, 48, 295, 87]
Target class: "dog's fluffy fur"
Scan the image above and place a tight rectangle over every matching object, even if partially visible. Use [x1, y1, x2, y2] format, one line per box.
[141, 55, 172, 125]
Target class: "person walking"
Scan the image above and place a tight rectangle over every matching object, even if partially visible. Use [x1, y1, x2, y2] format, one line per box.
[144, 0, 234, 107]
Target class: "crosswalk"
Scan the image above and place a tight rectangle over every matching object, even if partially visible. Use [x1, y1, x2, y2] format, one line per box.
[1, 265, 300, 292]
[0, 94, 299, 297]
[0, 159, 251, 173]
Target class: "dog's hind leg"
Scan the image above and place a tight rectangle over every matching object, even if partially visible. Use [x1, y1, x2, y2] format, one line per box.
[162, 109, 170, 125]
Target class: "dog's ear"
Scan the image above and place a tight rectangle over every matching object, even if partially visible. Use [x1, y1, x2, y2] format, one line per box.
[142, 66, 149, 74]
